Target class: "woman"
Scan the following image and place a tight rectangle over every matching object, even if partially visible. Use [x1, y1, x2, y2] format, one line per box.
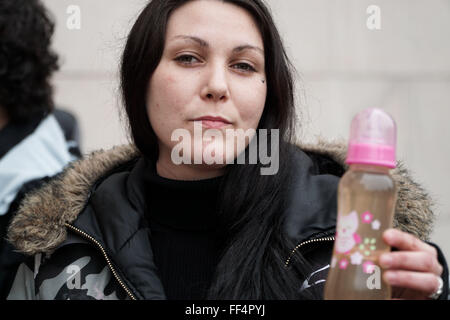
[5, 0, 448, 300]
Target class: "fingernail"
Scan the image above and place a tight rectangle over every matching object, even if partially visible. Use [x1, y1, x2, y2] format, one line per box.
[380, 255, 392, 268]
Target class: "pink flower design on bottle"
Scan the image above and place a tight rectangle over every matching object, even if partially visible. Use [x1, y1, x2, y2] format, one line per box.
[361, 211, 373, 224]
[350, 252, 364, 265]
[371, 219, 381, 230]
[339, 259, 349, 269]
[363, 261, 375, 274]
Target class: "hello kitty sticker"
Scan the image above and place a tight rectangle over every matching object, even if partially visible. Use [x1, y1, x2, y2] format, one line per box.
[332, 210, 382, 273]
[335, 211, 361, 254]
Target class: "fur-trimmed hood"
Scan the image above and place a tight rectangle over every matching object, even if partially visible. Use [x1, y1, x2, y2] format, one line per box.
[7, 139, 435, 256]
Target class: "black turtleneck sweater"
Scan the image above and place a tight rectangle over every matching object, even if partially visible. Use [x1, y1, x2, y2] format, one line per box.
[143, 159, 227, 300]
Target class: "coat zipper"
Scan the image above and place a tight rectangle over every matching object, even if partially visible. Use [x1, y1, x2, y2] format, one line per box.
[65, 223, 137, 300]
[66, 223, 332, 293]
[285, 236, 335, 268]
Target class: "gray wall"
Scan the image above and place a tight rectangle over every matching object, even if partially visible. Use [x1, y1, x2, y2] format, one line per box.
[42, 0, 450, 260]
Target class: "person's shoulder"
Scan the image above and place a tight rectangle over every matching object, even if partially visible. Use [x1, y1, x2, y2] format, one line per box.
[284, 137, 437, 243]
[288, 137, 348, 177]
[53, 109, 80, 143]
[6, 144, 141, 258]
[282, 139, 346, 246]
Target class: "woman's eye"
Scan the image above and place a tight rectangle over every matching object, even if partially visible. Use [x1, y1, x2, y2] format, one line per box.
[175, 55, 256, 73]
[232, 63, 256, 73]
[175, 55, 200, 64]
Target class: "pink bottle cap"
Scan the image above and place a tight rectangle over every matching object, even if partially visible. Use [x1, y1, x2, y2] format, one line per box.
[346, 108, 397, 168]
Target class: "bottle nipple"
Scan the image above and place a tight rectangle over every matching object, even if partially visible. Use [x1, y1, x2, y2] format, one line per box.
[346, 108, 397, 168]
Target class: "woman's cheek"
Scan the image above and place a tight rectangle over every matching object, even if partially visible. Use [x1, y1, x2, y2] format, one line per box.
[236, 85, 266, 129]
[149, 77, 188, 127]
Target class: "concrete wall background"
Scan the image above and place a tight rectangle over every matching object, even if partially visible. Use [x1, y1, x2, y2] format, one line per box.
[42, 0, 450, 260]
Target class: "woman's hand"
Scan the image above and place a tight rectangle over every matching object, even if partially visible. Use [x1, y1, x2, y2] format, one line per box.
[379, 228, 444, 300]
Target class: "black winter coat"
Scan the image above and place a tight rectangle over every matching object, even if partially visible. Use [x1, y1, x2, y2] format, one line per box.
[4, 141, 449, 300]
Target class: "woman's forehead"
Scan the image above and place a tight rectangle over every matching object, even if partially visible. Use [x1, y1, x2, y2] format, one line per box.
[165, 0, 264, 48]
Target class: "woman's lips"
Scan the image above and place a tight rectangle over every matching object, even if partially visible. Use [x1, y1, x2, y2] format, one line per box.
[194, 120, 231, 129]
[192, 117, 232, 129]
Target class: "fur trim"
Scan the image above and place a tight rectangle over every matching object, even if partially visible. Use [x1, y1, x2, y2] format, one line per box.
[296, 136, 435, 241]
[7, 144, 139, 256]
[8, 140, 435, 256]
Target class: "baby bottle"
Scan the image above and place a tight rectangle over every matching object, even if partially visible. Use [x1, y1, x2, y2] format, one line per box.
[324, 108, 398, 300]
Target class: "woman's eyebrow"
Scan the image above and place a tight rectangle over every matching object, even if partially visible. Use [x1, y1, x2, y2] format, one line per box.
[170, 35, 264, 56]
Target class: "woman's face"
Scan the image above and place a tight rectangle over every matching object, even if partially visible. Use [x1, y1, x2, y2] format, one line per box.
[146, 0, 267, 180]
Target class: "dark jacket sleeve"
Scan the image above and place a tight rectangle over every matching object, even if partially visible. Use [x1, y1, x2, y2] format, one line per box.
[0, 177, 52, 299]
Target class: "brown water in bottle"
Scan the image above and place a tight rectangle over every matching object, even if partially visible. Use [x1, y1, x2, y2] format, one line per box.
[324, 164, 398, 300]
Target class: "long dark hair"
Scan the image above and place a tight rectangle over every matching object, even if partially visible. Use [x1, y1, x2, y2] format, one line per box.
[121, 0, 309, 299]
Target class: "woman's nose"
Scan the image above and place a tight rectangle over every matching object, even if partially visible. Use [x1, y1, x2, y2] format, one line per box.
[201, 64, 229, 102]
